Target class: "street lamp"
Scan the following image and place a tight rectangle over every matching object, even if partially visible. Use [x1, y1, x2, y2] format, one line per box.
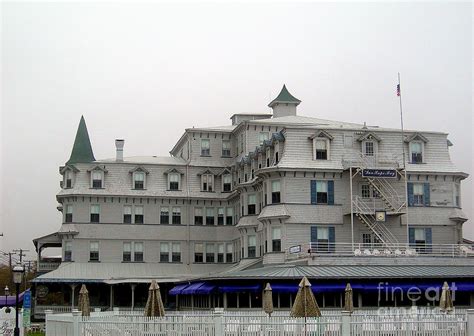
[12, 265, 24, 336]
[4, 286, 10, 313]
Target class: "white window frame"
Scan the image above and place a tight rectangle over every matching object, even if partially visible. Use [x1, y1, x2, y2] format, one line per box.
[133, 171, 146, 189]
[409, 141, 424, 164]
[64, 241, 72, 261]
[313, 138, 330, 160]
[363, 140, 375, 157]
[91, 170, 104, 188]
[64, 170, 74, 188]
[222, 139, 231, 157]
[123, 205, 132, 223]
[454, 183, 461, 207]
[201, 174, 214, 192]
[201, 139, 210, 156]
[134, 205, 144, 224]
[89, 241, 99, 261]
[413, 183, 424, 206]
[168, 173, 181, 191]
[222, 174, 232, 192]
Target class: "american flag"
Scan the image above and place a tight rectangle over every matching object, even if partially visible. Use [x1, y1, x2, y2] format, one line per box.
[396, 84, 401, 96]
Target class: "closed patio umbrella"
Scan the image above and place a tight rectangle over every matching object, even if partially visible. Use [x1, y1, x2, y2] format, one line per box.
[144, 280, 165, 317]
[78, 284, 90, 317]
[439, 282, 453, 313]
[344, 283, 353, 313]
[263, 283, 274, 317]
[290, 276, 321, 318]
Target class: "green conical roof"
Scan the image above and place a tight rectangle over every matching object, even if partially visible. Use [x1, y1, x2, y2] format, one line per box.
[66, 116, 96, 164]
[268, 84, 301, 107]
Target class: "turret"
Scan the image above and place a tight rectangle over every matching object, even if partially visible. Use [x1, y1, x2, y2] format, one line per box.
[66, 116, 96, 164]
[268, 85, 301, 118]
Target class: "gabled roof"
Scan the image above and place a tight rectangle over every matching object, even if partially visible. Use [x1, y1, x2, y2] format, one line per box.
[59, 164, 80, 174]
[405, 132, 429, 143]
[197, 168, 215, 176]
[309, 130, 334, 141]
[129, 166, 150, 174]
[357, 131, 381, 142]
[66, 116, 96, 164]
[87, 165, 108, 173]
[164, 168, 184, 175]
[268, 85, 301, 107]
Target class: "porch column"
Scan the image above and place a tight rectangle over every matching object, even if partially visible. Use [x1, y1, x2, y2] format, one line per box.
[109, 285, 114, 309]
[358, 293, 362, 308]
[130, 284, 136, 311]
[223, 293, 227, 309]
[70, 284, 76, 309]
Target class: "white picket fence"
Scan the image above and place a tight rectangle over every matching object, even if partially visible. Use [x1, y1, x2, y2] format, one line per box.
[45, 308, 474, 336]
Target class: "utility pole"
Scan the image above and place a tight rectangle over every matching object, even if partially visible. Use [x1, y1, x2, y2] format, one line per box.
[3, 252, 17, 290]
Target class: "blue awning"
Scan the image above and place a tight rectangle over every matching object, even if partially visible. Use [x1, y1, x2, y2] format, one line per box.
[195, 283, 216, 295]
[182, 282, 206, 295]
[218, 285, 261, 293]
[169, 284, 190, 296]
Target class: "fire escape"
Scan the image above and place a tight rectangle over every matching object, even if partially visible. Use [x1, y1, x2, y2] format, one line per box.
[348, 153, 406, 249]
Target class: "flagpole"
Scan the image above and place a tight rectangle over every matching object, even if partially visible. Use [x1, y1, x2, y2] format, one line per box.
[398, 73, 410, 247]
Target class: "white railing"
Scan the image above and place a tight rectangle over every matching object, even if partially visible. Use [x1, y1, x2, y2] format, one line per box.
[37, 261, 61, 272]
[45, 309, 472, 336]
[286, 242, 474, 259]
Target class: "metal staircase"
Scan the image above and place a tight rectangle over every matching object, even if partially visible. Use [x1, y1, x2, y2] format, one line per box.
[351, 153, 405, 248]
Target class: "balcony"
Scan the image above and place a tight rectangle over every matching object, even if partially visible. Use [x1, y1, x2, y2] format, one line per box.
[38, 261, 61, 273]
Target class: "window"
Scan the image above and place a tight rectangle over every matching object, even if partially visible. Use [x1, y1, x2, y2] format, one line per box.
[344, 134, 353, 148]
[364, 141, 374, 156]
[316, 227, 329, 252]
[123, 205, 132, 223]
[172, 243, 181, 262]
[455, 183, 461, 207]
[271, 180, 281, 204]
[123, 242, 131, 262]
[89, 241, 99, 261]
[64, 241, 72, 261]
[206, 244, 215, 263]
[202, 174, 214, 192]
[248, 235, 256, 258]
[194, 243, 203, 262]
[133, 172, 145, 189]
[316, 181, 328, 204]
[315, 139, 328, 160]
[169, 173, 180, 190]
[194, 208, 203, 225]
[259, 132, 269, 145]
[65, 205, 73, 223]
[239, 134, 244, 153]
[201, 139, 210, 156]
[160, 243, 170, 262]
[272, 227, 282, 252]
[91, 171, 103, 188]
[409, 228, 432, 253]
[222, 140, 231, 157]
[134, 242, 143, 262]
[65, 170, 73, 188]
[206, 208, 215, 225]
[413, 184, 424, 206]
[410, 142, 423, 164]
[226, 208, 234, 225]
[172, 207, 181, 224]
[266, 148, 271, 167]
[361, 184, 371, 198]
[160, 207, 169, 224]
[90, 205, 100, 223]
[134, 206, 144, 224]
[223, 174, 232, 192]
[275, 152, 279, 164]
[226, 244, 233, 262]
[217, 243, 224, 263]
[248, 194, 256, 215]
[217, 208, 225, 225]
[362, 233, 372, 248]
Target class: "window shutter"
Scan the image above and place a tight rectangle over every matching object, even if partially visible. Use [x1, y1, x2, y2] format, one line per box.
[310, 226, 318, 243]
[407, 183, 414, 207]
[327, 181, 335, 205]
[423, 183, 430, 206]
[408, 228, 415, 246]
[328, 227, 336, 252]
[310, 181, 317, 204]
[425, 228, 432, 252]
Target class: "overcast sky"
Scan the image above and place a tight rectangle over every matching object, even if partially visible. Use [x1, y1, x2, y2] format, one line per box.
[1, 2, 472, 259]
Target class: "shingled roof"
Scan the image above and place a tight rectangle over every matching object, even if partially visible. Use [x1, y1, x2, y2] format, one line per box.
[268, 85, 301, 107]
[66, 116, 95, 164]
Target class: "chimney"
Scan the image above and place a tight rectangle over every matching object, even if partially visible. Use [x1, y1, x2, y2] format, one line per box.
[115, 139, 124, 162]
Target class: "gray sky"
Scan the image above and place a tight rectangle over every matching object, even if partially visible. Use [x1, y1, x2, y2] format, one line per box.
[1, 2, 472, 258]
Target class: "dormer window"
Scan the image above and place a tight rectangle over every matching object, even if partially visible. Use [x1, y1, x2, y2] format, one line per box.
[92, 171, 103, 188]
[410, 141, 423, 164]
[202, 174, 214, 192]
[364, 141, 374, 156]
[315, 139, 328, 160]
[65, 171, 73, 188]
[357, 132, 380, 158]
[259, 132, 269, 145]
[165, 169, 183, 191]
[133, 172, 145, 189]
[223, 174, 232, 192]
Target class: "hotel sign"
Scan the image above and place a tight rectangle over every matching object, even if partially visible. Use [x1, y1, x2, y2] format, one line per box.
[362, 169, 397, 178]
[289, 245, 302, 254]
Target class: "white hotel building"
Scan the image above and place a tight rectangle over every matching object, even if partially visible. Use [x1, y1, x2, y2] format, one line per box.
[32, 85, 473, 317]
